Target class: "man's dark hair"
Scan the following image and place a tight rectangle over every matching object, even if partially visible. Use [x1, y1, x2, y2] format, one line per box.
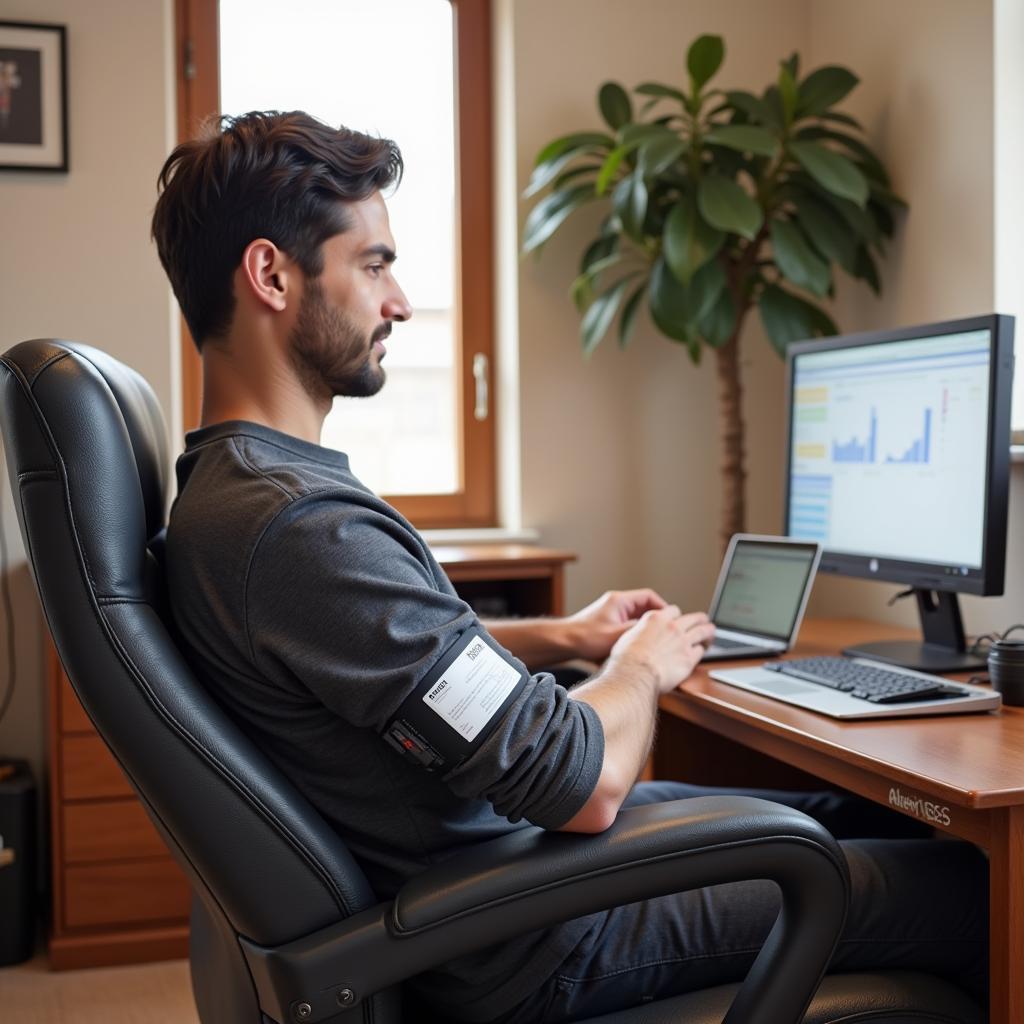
[151, 110, 403, 348]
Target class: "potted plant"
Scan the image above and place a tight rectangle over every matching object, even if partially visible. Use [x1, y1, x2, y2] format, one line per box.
[523, 34, 904, 552]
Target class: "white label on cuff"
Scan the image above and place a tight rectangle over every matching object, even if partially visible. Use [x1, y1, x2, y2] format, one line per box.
[423, 637, 521, 741]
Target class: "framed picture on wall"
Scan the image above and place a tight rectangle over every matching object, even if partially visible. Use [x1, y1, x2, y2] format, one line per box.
[0, 21, 67, 172]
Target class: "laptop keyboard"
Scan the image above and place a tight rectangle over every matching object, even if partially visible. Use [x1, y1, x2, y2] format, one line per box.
[763, 657, 969, 704]
[712, 637, 758, 650]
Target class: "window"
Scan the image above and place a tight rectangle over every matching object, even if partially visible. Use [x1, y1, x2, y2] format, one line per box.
[175, 0, 496, 525]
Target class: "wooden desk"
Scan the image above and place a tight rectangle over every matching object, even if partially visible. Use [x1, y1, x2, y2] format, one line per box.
[656, 617, 1024, 1022]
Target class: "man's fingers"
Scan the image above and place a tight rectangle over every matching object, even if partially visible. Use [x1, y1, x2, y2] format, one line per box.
[617, 588, 669, 616]
[676, 610, 711, 632]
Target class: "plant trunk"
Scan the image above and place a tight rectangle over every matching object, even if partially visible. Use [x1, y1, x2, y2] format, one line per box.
[715, 329, 747, 556]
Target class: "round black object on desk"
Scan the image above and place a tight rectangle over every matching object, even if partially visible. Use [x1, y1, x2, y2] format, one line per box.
[988, 639, 1024, 706]
[0, 759, 36, 965]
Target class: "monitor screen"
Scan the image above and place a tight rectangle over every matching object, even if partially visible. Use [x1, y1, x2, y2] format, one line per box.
[783, 315, 1013, 597]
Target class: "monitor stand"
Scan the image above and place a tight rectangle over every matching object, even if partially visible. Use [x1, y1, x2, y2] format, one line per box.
[842, 589, 986, 673]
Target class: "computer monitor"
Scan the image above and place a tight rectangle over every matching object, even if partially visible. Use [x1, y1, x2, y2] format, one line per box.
[783, 313, 1015, 672]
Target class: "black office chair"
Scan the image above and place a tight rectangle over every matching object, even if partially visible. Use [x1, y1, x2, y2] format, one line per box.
[0, 339, 983, 1024]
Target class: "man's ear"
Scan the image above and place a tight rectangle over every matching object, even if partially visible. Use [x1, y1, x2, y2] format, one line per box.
[238, 238, 296, 313]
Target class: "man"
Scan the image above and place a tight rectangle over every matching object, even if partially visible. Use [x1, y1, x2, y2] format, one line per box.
[153, 111, 987, 1022]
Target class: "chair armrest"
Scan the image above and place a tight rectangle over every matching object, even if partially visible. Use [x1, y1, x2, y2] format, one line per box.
[241, 796, 849, 1024]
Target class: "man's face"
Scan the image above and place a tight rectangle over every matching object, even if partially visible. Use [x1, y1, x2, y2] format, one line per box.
[288, 192, 412, 400]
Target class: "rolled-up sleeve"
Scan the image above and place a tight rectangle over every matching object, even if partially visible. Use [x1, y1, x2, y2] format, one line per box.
[445, 672, 604, 828]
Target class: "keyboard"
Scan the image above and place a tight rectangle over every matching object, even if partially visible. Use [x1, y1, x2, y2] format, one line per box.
[712, 637, 760, 650]
[763, 657, 969, 704]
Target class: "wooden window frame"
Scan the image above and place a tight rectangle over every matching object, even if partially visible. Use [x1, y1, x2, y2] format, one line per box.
[175, 0, 496, 527]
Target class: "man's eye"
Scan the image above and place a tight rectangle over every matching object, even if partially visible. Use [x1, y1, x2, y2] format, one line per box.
[368, 263, 384, 276]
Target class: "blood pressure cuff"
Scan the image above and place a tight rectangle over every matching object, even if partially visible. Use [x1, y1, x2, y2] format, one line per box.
[383, 626, 529, 774]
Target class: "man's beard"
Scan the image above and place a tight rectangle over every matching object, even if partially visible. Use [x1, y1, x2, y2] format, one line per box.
[288, 279, 390, 400]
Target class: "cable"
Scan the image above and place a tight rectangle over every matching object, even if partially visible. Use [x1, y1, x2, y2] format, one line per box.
[0, 466, 15, 728]
[969, 623, 1024, 657]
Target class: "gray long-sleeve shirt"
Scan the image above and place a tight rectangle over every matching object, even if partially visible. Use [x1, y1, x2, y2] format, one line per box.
[166, 421, 605, 1020]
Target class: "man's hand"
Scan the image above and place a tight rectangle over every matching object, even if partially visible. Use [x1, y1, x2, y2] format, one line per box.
[563, 589, 670, 662]
[607, 606, 716, 694]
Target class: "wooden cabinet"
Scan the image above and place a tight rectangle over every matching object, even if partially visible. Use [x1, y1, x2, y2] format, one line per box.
[46, 543, 576, 968]
[433, 544, 575, 617]
[48, 659, 191, 970]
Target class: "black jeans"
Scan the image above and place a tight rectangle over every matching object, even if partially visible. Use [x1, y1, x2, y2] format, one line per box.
[494, 781, 988, 1023]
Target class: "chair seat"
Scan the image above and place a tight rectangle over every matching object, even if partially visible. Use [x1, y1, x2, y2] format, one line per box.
[587, 971, 984, 1023]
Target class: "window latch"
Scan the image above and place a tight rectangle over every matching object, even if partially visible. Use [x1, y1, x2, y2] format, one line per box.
[473, 353, 489, 421]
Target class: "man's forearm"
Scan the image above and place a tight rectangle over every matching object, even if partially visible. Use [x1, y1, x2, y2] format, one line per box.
[482, 617, 580, 671]
[559, 662, 659, 832]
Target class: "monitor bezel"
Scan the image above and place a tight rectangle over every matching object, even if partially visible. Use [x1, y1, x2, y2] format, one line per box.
[782, 313, 1013, 597]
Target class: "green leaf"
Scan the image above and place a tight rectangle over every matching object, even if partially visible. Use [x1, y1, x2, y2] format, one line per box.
[761, 85, 785, 129]
[703, 125, 779, 157]
[697, 174, 763, 240]
[820, 110, 863, 129]
[524, 149, 586, 198]
[582, 275, 640, 356]
[649, 257, 725, 343]
[596, 145, 632, 195]
[522, 185, 597, 254]
[770, 218, 831, 297]
[797, 66, 859, 117]
[792, 194, 858, 272]
[534, 131, 614, 168]
[823, 191, 881, 244]
[854, 246, 881, 294]
[551, 163, 602, 191]
[726, 90, 770, 123]
[618, 122, 677, 147]
[612, 172, 648, 242]
[599, 81, 633, 130]
[635, 82, 687, 104]
[570, 252, 624, 312]
[638, 135, 686, 177]
[868, 198, 894, 238]
[758, 283, 833, 354]
[687, 35, 725, 91]
[789, 141, 869, 206]
[698, 288, 737, 347]
[795, 126, 890, 186]
[782, 52, 800, 81]
[663, 199, 725, 285]
[778, 64, 798, 126]
[580, 234, 618, 275]
[618, 283, 647, 349]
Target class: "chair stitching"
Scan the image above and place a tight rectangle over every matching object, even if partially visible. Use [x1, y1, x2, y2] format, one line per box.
[26, 349, 70, 385]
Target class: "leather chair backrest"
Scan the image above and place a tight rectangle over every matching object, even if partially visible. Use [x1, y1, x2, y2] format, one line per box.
[0, 341, 395, 1023]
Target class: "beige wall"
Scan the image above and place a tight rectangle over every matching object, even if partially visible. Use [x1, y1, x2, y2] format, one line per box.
[507, 0, 807, 612]
[0, 0, 176, 784]
[803, 0, 1023, 636]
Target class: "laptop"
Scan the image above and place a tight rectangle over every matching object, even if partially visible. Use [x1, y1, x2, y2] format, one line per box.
[701, 535, 821, 662]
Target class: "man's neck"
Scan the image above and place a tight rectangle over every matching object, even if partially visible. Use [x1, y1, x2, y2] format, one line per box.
[198, 340, 328, 444]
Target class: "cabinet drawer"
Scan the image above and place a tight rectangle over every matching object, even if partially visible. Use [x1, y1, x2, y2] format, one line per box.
[61, 735, 133, 800]
[63, 800, 170, 864]
[63, 858, 190, 929]
[59, 672, 93, 733]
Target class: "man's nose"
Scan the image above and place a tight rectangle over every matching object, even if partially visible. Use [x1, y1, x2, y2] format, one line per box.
[384, 284, 413, 322]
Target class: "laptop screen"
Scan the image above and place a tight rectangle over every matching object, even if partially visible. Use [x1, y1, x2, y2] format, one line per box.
[712, 539, 819, 641]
